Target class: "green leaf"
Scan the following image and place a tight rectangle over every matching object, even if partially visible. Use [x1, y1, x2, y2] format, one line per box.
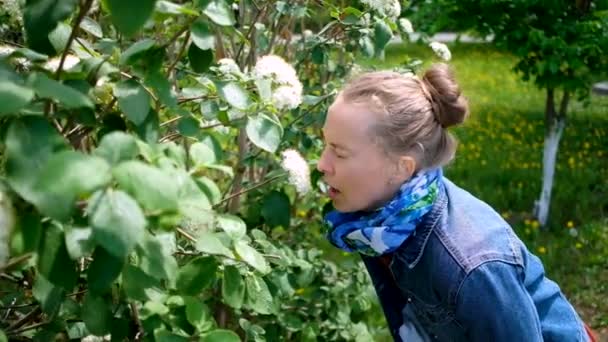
[222, 265, 245, 309]
[113, 160, 179, 213]
[145, 70, 178, 108]
[0, 79, 34, 115]
[201, 0, 236, 26]
[88, 190, 146, 259]
[80, 17, 103, 38]
[23, 0, 78, 54]
[95, 131, 139, 165]
[191, 19, 215, 50]
[120, 39, 156, 65]
[88, 247, 125, 294]
[13, 213, 43, 254]
[122, 264, 164, 302]
[154, 330, 189, 342]
[48, 22, 71, 53]
[195, 231, 235, 258]
[245, 274, 274, 314]
[114, 79, 151, 125]
[246, 114, 283, 153]
[188, 44, 214, 73]
[217, 81, 250, 110]
[190, 142, 216, 165]
[82, 293, 112, 336]
[31, 151, 111, 221]
[235, 240, 270, 274]
[138, 232, 178, 283]
[64, 226, 95, 259]
[105, 0, 158, 37]
[5, 117, 66, 203]
[144, 300, 170, 316]
[32, 275, 64, 315]
[29, 73, 94, 108]
[196, 177, 221, 205]
[136, 109, 160, 143]
[201, 330, 240, 342]
[373, 20, 392, 58]
[255, 78, 272, 102]
[184, 297, 212, 331]
[178, 115, 200, 137]
[359, 36, 374, 58]
[261, 191, 291, 228]
[200, 101, 219, 119]
[217, 214, 246, 240]
[176, 256, 217, 295]
[156, 1, 199, 16]
[38, 224, 78, 290]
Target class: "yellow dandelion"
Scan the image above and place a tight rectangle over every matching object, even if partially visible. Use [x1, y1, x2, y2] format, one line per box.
[583, 142, 590, 149]
[537, 246, 546, 254]
[531, 220, 539, 229]
[567, 221, 574, 228]
[575, 243, 583, 249]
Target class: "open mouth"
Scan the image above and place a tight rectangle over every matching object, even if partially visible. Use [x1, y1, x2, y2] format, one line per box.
[327, 186, 341, 199]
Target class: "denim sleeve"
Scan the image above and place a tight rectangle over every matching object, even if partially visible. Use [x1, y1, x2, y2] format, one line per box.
[360, 255, 407, 342]
[455, 261, 543, 342]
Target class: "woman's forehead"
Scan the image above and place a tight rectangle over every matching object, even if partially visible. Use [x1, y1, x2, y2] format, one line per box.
[325, 99, 377, 135]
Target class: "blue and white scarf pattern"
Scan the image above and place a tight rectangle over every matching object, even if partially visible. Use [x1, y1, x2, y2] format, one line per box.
[325, 168, 443, 256]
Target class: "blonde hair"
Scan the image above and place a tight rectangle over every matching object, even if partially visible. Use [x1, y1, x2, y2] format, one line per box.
[339, 63, 469, 170]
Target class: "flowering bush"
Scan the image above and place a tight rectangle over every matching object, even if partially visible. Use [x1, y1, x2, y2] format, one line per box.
[0, 0, 421, 340]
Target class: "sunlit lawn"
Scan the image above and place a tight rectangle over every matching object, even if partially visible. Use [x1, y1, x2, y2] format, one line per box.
[359, 42, 608, 332]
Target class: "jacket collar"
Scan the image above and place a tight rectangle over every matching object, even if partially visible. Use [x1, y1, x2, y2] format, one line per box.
[395, 181, 447, 269]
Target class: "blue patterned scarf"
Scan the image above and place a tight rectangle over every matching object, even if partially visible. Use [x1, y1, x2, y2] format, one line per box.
[324, 168, 443, 256]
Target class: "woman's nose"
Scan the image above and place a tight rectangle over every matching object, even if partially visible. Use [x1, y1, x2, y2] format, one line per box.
[317, 148, 333, 175]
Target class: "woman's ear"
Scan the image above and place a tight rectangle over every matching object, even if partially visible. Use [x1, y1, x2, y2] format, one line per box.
[397, 155, 417, 181]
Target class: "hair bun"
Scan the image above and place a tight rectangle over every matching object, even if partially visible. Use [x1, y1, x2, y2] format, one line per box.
[421, 63, 469, 128]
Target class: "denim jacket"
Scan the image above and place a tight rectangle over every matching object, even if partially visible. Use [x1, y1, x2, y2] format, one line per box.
[362, 178, 588, 341]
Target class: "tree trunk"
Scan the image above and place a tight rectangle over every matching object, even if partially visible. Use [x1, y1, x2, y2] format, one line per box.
[535, 88, 569, 226]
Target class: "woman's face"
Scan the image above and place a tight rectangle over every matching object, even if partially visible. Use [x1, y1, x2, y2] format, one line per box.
[318, 97, 408, 212]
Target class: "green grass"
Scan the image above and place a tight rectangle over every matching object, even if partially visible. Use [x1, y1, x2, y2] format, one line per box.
[360, 42, 608, 331]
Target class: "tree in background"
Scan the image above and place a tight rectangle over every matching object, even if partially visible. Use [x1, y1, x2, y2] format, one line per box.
[408, 0, 608, 226]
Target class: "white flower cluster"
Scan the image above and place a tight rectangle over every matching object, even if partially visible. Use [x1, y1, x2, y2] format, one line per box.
[281, 149, 311, 195]
[398, 18, 414, 34]
[361, 0, 401, 19]
[44, 55, 81, 72]
[217, 58, 242, 76]
[429, 42, 451, 61]
[0, 192, 15, 268]
[254, 55, 303, 110]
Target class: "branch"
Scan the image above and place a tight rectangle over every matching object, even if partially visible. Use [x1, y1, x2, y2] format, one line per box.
[55, 0, 94, 80]
[7, 321, 48, 336]
[0, 253, 33, 273]
[167, 30, 191, 78]
[166, 16, 198, 46]
[130, 303, 144, 341]
[215, 174, 285, 209]
[7, 307, 41, 332]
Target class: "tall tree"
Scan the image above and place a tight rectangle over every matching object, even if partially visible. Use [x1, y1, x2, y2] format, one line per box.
[409, 0, 608, 226]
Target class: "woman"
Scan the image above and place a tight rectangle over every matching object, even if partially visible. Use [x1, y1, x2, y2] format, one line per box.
[318, 64, 593, 341]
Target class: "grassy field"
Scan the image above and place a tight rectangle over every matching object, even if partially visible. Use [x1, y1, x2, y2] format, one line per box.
[359, 42, 608, 333]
